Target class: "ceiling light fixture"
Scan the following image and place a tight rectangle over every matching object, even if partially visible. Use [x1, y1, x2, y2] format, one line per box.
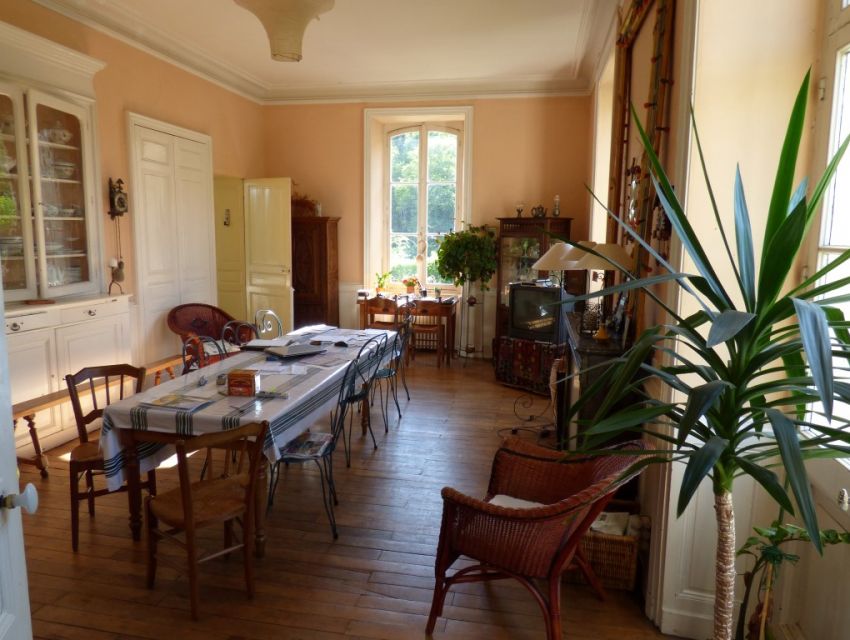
[234, 0, 335, 62]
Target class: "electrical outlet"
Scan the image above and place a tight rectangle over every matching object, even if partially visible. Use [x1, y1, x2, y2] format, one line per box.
[109, 258, 118, 268]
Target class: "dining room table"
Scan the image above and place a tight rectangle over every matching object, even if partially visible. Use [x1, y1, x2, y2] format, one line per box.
[100, 325, 394, 557]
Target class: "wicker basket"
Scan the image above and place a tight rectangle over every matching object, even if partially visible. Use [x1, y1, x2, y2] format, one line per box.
[567, 530, 639, 590]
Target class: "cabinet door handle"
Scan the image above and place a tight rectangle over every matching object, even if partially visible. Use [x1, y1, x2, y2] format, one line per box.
[87, 309, 97, 317]
[9, 322, 21, 332]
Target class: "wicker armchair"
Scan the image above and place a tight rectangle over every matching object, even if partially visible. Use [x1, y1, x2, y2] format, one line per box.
[425, 437, 646, 640]
[168, 304, 256, 373]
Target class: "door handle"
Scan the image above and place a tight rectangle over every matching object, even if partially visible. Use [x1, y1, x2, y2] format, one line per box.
[0, 483, 39, 514]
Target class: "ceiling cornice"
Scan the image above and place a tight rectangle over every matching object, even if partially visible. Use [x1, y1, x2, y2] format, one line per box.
[33, 0, 600, 104]
[33, 0, 265, 102]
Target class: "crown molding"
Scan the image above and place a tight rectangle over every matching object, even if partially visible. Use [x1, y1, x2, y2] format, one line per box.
[0, 19, 104, 98]
[262, 76, 591, 105]
[32, 0, 265, 103]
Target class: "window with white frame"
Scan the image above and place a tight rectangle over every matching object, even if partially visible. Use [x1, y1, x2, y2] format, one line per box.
[363, 107, 471, 291]
[809, 1, 850, 459]
[387, 125, 460, 284]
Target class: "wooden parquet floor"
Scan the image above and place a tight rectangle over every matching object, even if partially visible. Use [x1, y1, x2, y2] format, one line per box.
[20, 357, 675, 639]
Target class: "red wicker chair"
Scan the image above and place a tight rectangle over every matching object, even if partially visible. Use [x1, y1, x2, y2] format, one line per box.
[425, 437, 646, 639]
[167, 304, 256, 372]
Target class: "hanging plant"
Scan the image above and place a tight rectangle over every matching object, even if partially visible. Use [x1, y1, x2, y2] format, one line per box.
[435, 224, 497, 289]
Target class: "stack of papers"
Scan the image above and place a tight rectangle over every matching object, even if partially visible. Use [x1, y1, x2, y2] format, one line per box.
[265, 344, 327, 359]
[140, 393, 214, 412]
[589, 511, 631, 536]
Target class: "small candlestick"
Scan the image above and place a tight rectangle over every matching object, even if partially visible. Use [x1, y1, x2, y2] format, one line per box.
[515, 202, 525, 217]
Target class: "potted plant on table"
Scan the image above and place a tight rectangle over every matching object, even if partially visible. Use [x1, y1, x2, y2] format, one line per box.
[402, 275, 420, 294]
[375, 271, 390, 294]
[570, 72, 850, 640]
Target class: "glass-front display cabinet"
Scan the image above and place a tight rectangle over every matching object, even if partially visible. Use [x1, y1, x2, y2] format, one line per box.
[495, 216, 573, 342]
[0, 86, 98, 301]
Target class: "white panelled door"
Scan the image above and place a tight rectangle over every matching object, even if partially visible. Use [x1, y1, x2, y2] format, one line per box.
[130, 116, 215, 364]
[244, 178, 293, 332]
[0, 280, 34, 639]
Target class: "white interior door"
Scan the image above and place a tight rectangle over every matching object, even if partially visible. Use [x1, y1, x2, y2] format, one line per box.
[129, 116, 214, 364]
[244, 178, 293, 332]
[0, 283, 34, 639]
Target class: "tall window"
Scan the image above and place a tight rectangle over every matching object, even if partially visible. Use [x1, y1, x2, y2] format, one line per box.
[387, 126, 460, 284]
[811, 4, 850, 436]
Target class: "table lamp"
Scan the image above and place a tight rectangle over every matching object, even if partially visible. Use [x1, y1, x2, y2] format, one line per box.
[567, 242, 634, 341]
[531, 240, 597, 285]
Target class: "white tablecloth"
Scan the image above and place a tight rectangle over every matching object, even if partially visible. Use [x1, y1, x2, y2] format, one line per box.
[101, 328, 391, 491]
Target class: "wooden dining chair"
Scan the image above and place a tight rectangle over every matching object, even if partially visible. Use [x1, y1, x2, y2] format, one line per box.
[425, 438, 646, 639]
[65, 364, 155, 551]
[410, 299, 445, 367]
[139, 421, 269, 620]
[364, 294, 409, 331]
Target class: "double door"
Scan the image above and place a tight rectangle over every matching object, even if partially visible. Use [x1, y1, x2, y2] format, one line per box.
[0, 84, 99, 301]
[131, 118, 216, 364]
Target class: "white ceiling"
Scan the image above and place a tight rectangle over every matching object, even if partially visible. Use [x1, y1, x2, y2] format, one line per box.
[34, 0, 618, 103]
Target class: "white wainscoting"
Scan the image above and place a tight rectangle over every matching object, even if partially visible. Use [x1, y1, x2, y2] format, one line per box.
[338, 282, 363, 330]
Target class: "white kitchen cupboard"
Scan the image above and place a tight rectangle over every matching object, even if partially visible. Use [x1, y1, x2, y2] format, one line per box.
[6, 295, 130, 455]
[0, 86, 101, 301]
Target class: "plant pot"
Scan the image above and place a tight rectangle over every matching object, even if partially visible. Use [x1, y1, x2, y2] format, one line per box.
[406, 286, 415, 294]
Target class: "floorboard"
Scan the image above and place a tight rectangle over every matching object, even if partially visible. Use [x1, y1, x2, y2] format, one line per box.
[20, 356, 680, 639]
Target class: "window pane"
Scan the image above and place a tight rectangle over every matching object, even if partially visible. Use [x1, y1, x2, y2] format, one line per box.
[823, 49, 850, 246]
[428, 131, 457, 182]
[391, 184, 418, 233]
[426, 235, 450, 284]
[390, 131, 419, 183]
[390, 233, 417, 280]
[427, 184, 455, 234]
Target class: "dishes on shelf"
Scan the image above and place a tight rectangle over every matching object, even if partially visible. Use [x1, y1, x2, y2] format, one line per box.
[51, 161, 76, 180]
[43, 203, 82, 217]
[0, 236, 23, 257]
[0, 114, 14, 135]
[40, 122, 73, 145]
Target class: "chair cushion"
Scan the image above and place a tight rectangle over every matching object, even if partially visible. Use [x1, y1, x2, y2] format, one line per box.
[149, 476, 246, 528]
[70, 441, 103, 463]
[488, 494, 545, 510]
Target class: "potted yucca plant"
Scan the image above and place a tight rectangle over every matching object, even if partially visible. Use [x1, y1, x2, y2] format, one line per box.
[568, 72, 850, 640]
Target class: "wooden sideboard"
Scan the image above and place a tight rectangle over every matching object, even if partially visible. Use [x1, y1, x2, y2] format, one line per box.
[291, 216, 339, 328]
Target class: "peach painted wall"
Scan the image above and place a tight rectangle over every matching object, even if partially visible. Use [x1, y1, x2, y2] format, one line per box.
[0, 0, 265, 294]
[264, 96, 593, 282]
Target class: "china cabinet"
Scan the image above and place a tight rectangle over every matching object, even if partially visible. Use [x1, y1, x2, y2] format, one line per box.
[494, 216, 573, 342]
[0, 84, 100, 301]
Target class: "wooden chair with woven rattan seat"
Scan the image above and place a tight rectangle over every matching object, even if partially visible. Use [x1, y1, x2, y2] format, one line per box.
[138, 421, 269, 621]
[425, 437, 647, 640]
[410, 299, 445, 367]
[65, 364, 155, 552]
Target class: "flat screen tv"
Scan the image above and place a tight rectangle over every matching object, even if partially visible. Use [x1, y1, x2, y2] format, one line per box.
[508, 283, 571, 344]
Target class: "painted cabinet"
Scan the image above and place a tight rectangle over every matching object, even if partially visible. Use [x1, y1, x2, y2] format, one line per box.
[5, 295, 130, 454]
[0, 83, 100, 301]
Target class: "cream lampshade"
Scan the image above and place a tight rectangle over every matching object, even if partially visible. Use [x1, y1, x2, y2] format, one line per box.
[531, 240, 596, 271]
[235, 0, 335, 62]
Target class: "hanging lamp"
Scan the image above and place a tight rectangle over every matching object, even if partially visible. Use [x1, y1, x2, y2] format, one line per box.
[234, 0, 335, 62]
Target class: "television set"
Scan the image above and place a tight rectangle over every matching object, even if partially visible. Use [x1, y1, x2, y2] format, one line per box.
[508, 283, 571, 344]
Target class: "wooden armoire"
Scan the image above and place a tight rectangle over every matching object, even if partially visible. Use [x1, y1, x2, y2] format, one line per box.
[291, 216, 340, 327]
